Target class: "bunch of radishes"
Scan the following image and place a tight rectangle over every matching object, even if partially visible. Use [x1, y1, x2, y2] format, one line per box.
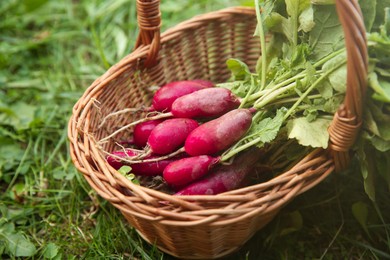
[105, 80, 263, 195]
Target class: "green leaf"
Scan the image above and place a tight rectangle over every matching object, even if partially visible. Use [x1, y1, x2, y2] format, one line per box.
[368, 72, 390, 103]
[255, 0, 274, 36]
[328, 65, 347, 93]
[118, 165, 132, 175]
[363, 107, 381, 137]
[309, 5, 344, 60]
[0, 205, 33, 226]
[43, 243, 59, 259]
[127, 173, 140, 185]
[356, 144, 376, 201]
[311, 0, 335, 4]
[364, 165, 376, 202]
[0, 102, 37, 131]
[10, 183, 27, 201]
[303, 108, 318, 122]
[0, 222, 15, 234]
[323, 95, 344, 113]
[0, 142, 25, 161]
[118, 166, 139, 184]
[298, 6, 315, 32]
[6, 232, 36, 257]
[352, 201, 371, 238]
[373, 1, 390, 32]
[316, 79, 333, 99]
[281, 18, 294, 45]
[383, 7, 390, 35]
[359, 0, 377, 32]
[379, 123, 390, 141]
[250, 108, 286, 144]
[285, 0, 310, 18]
[367, 99, 390, 141]
[226, 58, 251, 81]
[322, 51, 347, 93]
[217, 81, 250, 98]
[370, 136, 390, 152]
[287, 117, 331, 148]
[290, 43, 311, 69]
[375, 67, 390, 78]
[264, 12, 287, 34]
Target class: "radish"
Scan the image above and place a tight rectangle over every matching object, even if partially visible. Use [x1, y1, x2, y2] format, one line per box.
[184, 109, 253, 156]
[171, 88, 241, 118]
[163, 155, 220, 187]
[107, 149, 137, 170]
[131, 157, 176, 176]
[147, 118, 199, 155]
[152, 80, 213, 112]
[106, 149, 178, 176]
[175, 149, 262, 195]
[133, 119, 163, 148]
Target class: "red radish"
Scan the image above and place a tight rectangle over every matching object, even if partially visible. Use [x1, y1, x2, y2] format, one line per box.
[133, 119, 163, 147]
[106, 149, 177, 176]
[152, 80, 213, 112]
[171, 88, 241, 118]
[130, 157, 176, 176]
[107, 149, 137, 170]
[163, 155, 220, 187]
[148, 118, 199, 155]
[184, 109, 252, 156]
[175, 149, 262, 195]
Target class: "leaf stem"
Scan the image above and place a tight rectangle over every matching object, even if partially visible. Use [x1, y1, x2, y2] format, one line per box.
[247, 47, 345, 105]
[255, 0, 267, 91]
[239, 75, 257, 108]
[283, 60, 346, 120]
[253, 80, 302, 109]
[248, 73, 307, 102]
[221, 136, 263, 161]
[313, 48, 346, 68]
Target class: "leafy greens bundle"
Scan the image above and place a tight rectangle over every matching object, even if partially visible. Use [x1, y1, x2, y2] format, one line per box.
[219, 0, 390, 201]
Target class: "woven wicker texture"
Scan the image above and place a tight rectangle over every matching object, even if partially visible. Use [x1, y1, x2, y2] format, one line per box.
[68, 0, 368, 259]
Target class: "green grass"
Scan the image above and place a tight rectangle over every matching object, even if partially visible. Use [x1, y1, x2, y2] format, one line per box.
[0, 0, 389, 259]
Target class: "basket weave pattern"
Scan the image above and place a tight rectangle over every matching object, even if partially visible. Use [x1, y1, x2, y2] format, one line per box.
[68, 0, 367, 258]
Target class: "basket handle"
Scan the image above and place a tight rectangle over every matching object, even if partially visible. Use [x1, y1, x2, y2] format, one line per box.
[328, 0, 368, 171]
[134, 0, 161, 68]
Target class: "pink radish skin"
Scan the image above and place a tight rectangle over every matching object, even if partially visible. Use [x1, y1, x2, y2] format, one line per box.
[184, 109, 252, 156]
[171, 88, 241, 118]
[107, 149, 137, 170]
[175, 149, 262, 195]
[106, 149, 177, 176]
[133, 119, 163, 148]
[152, 80, 213, 112]
[148, 118, 199, 155]
[163, 155, 220, 187]
[130, 157, 176, 176]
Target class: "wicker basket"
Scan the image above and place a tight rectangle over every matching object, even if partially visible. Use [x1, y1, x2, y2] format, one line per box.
[68, 0, 368, 258]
